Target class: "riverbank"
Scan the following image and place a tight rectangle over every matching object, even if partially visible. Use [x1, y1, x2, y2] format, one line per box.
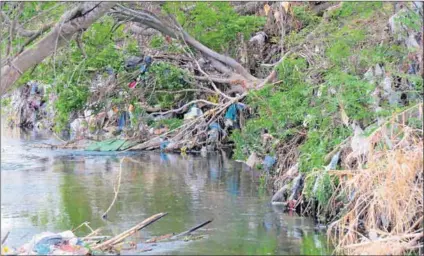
[1, 2, 422, 255]
[269, 103, 423, 254]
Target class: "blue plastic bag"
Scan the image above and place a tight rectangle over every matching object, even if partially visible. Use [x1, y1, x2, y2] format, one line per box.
[118, 111, 130, 131]
[224, 103, 246, 123]
[224, 104, 238, 121]
[160, 139, 170, 151]
[209, 122, 221, 131]
[30, 83, 38, 95]
[105, 67, 114, 75]
[263, 155, 276, 170]
[34, 235, 63, 255]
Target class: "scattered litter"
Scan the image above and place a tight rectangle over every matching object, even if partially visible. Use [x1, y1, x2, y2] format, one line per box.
[15, 230, 88, 255]
[262, 155, 276, 171]
[85, 139, 137, 151]
[139, 56, 152, 74]
[200, 146, 207, 157]
[4, 213, 212, 255]
[184, 105, 203, 120]
[224, 103, 245, 128]
[160, 138, 170, 151]
[118, 111, 130, 131]
[125, 56, 143, 70]
[105, 67, 114, 75]
[246, 152, 260, 168]
[30, 82, 39, 95]
[128, 80, 137, 89]
[207, 122, 222, 145]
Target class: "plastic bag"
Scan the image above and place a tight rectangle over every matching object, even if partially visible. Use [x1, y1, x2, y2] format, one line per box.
[262, 155, 276, 170]
[184, 106, 203, 120]
[160, 139, 170, 151]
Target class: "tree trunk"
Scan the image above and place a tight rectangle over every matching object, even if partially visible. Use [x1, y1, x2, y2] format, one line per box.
[0, 2, 115, 96]
[114, 5, 258, 84]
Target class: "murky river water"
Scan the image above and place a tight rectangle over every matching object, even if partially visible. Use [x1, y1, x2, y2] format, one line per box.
[1, 125, 331, 255]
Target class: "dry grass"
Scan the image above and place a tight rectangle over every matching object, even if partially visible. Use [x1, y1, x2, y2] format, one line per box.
[328, 103, 423, 255]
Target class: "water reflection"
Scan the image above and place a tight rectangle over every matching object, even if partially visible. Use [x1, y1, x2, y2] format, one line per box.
[1, 127, 331, 255]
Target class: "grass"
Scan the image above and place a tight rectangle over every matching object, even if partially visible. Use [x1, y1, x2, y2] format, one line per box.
[327, 103, 423, 255]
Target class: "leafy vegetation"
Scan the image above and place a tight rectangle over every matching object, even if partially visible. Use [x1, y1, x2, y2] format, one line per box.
[150, 118, 184, 130]
[144, 62, 193, 108]
[14, 15, 140, 132]
[231, 2, 422, 210]
[163, 2, 266, 54]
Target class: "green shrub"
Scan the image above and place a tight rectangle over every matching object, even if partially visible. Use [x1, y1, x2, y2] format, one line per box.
[151, 118, 184, 130]
[163, 2, 265, 54]
[150, 35, 165, 48]
[145, 62, 193, 108]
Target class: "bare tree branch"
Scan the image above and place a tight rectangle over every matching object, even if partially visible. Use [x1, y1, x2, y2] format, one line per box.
[17, 22, 55, 55]
[152, 99, 220, 116]
[114, 4, 258, 82]
[1, 2, 116, 95]
[6, 3, 24, 57]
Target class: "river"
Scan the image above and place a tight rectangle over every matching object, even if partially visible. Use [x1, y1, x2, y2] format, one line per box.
[1, 125, 331, 255]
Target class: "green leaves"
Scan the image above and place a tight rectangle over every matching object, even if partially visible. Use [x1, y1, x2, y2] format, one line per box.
[144, 62, 193, 108]
[164, 2, 265, 54]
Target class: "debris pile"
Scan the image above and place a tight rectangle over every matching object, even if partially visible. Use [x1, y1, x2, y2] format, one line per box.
[1, 213, 213, 255]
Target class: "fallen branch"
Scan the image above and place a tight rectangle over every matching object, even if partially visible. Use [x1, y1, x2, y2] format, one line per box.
[146, 219, 213, 243]
[173, 219, 213, 239]
[92, 212, 168, 250]
[178, 31, 235, 100]
[102, 156, 125, 219]
[114, 4, 257, 81]
[256, 50, 292, 89]
[151, 99, 219, 116]
[1, 231, 10, 245]
[342, 233, 424, 249]
[83, 228, 102, 239]
[72, 221, 94, 233]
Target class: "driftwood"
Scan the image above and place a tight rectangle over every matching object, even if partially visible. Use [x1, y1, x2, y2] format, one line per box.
[146, 219, 213, 243]
[1, 231, 10, 245]
[102, 157, 125, 219]
[92, 212, 168, 250]
[173, 219, 213, 239]
[83, 228, 102, 239]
